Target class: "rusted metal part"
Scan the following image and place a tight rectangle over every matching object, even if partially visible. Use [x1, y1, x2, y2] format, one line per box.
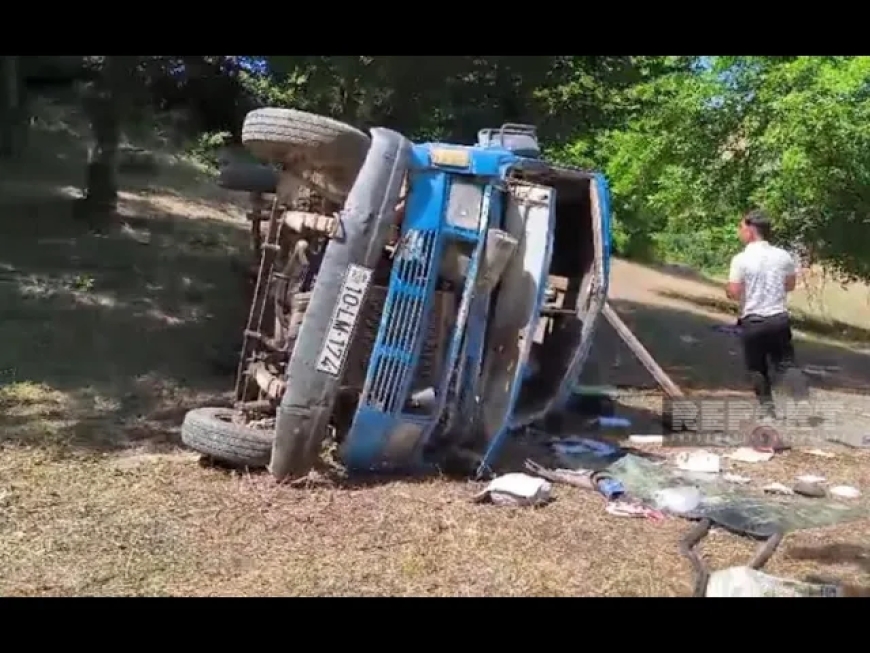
[284, 210, 338, 236]
[276, 172, 302, 206]
[247, 192, 270, 259]
[233, 180, 347, 410]
[272, 240, 311, 352]
[242, 329, 284, 353]
[234, 192, 288, 402]
[251, 216, 263, 259]
[679, 518, 785, 597]
[236, 399, 275, 413]
[249, 361, 286, 399]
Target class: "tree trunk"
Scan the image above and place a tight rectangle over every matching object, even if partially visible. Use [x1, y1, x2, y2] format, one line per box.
[80, 56, 136, 227]
[0, 56, 25, 159]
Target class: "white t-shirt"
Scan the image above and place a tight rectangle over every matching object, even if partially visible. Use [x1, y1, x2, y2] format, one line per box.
[728, 241, 797, 318]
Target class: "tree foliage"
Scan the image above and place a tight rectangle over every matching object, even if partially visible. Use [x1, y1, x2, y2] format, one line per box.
[598, 56, 870, 279]
[13, 55, 870, 281]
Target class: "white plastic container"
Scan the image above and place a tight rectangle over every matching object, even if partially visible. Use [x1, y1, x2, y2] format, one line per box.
[674, 450, 721, 474]
[653, 486, 702, 514]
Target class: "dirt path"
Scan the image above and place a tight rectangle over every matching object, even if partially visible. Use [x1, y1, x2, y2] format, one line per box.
[598, 260, 870, 449]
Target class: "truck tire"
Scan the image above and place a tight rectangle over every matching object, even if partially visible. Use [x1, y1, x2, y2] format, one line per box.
[218, 162, 278, 194]
[242, 108, 370, 202]
[181, 407, 273, 468]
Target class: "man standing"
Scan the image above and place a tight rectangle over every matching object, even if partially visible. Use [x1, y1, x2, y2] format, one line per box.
[726, 210, 809, 418]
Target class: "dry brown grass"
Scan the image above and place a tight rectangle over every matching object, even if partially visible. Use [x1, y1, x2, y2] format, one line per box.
[1, 439, 868, 596]
[1, 104, 869, 596]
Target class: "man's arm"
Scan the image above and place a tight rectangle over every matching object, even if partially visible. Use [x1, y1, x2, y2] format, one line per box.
[726, 254, 744, 301]
[784, 253, 797, 292]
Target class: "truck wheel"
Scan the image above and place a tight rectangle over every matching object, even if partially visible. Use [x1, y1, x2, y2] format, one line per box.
[181, 407, 273, 468]
[218, 162, 278, 194]
[242, 108, 370, 202]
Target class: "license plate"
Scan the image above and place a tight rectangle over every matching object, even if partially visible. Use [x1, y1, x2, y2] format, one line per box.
[315, 264, 373, 377]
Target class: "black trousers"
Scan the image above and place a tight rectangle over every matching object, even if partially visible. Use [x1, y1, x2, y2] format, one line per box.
[739, 312, 809, 410]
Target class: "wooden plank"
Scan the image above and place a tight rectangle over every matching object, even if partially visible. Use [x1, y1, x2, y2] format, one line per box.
[601, 301, 685, 399]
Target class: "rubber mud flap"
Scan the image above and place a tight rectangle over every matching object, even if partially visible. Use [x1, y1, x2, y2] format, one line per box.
[269, 128, 412, 481]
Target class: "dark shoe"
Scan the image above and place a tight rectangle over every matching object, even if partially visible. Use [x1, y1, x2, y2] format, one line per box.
[759, 402, 777, 421]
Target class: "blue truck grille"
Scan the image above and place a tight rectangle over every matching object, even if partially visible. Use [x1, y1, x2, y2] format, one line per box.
[362, 228, 439, 412]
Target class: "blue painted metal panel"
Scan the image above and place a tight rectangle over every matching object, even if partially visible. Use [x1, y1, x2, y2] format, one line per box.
[341, 143, 506, 471]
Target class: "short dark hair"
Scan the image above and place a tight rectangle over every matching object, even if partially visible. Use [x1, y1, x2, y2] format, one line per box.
[742, 209, 771, 240]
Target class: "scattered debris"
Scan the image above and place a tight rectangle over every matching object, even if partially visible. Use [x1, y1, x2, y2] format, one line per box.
[675, 450, 721, 474]
[706, 566, 841, 597]
[606, 453, 867, 533]
[796, 474, 826, 484]
[629, 434, 664, 445]
[574, 385, 619, 398]
[596, 416, 632, 429]
[830, 485, 861, 500]
[793, 481, 826, 498]
[763, 482, 794, 495]
[726, 447, 774, 463]
[606, 501, 664, 520]
[472, 473, 552, 507]
[723, 473, 751, 485]
[805, 448, 836, 459]
[524, 460, 594, 490]
[679, 334, 699, 344]
[552, 438, 620, 459]
[523, 460, 624, 500]
[654, 486, 702, 514]
[746, 424, 787, 451]
[596, 476, 625, 500]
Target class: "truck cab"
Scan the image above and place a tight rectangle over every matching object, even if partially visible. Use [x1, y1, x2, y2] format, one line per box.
[312, 124, 613, 476]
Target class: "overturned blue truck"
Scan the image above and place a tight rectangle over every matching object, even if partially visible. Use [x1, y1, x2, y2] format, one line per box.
[182, 110, 612, 481]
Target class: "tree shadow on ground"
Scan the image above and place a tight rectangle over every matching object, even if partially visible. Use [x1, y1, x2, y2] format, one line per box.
[657, 289, 870, 345]
[0, 188, 251, 455]
[1, 95, 239, 212]
[598, 298, 870, 395]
